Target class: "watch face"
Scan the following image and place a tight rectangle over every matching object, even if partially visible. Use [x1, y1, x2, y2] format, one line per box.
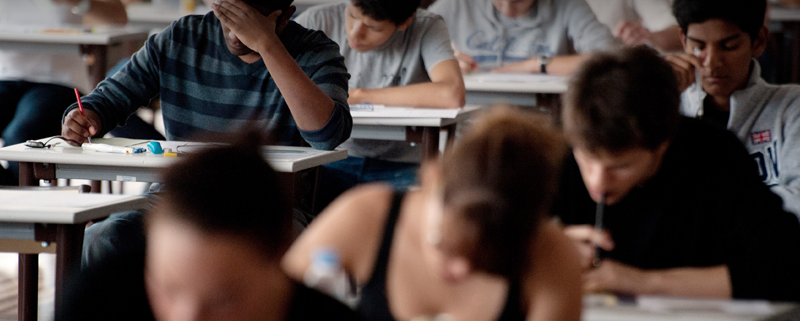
[539, 55, 550, 65]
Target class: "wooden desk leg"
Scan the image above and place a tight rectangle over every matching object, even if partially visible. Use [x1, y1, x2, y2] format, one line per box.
[83, 45, 109, 89]
[18, 163, 36, 187]
[421, 127, 439, 161]
[444, 125, 457, 154]
[18, 254, 38, 321]
[54, 224, 85, 317]
[90, 181, 102, 194]
[18, 163, 38, 321]
[309, 167, 320, 215]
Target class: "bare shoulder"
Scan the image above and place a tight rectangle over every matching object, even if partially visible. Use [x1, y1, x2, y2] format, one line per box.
[282, 184, 396, 282]
[523, 221, 583, 321]
[533, 222, 581, 262]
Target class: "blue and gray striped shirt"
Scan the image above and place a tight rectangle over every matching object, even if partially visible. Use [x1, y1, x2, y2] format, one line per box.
[65, 12, 351, 150]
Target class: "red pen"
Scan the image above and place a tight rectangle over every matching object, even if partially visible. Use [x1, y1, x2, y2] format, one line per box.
[73, 88, 91, 143]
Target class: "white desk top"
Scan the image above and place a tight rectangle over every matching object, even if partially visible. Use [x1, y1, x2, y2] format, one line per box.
[0, 26, 149, 45]
[352, 105, 482, 127]
[770, 5, 800, 22]
[127, 0, 342, 24]
[464, 73, 569, 94]
[126, 3, 211, 24]
[0, 140, 347, 173]
[583, 295, 800, 321]
[0, 190, 147, 224]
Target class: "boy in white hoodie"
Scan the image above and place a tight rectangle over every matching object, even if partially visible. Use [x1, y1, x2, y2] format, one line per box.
[667, 0, 800, 218]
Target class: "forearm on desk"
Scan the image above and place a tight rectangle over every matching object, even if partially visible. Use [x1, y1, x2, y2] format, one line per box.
[350, 82, 465, 108]
[350, 59, 465, 108]
[642, 265, 731, 298]
[493, 54, 589, 76]
[545, 55, 590, 76]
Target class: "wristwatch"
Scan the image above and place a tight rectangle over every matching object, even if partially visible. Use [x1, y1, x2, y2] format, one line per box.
[538, 55, 551, 74]
[71, 0, 91, 15]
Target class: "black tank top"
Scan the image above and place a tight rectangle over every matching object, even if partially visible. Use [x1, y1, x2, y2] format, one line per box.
[356, 191, 527, 321]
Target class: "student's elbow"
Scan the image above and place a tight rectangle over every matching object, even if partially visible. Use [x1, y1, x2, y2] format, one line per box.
[281, 247, 307, 282]
[440, 83, 466, 108]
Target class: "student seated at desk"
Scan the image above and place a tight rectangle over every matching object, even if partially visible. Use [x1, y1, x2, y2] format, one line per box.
[0, 0, 126, 185]
[294, 0, 465, 203]
[64, 0, 351, 267]
[428, 0, 619, 75]
[62, 0, 350, 149]
[666, 0, 800, 218]
[556, 46, 800, 301]
[58, 134, 360, 321]
[283, 107, 583, 321]
[586, 0, 683, 52]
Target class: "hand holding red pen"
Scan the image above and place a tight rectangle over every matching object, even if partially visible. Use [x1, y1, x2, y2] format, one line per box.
[62, 91, 102, 146]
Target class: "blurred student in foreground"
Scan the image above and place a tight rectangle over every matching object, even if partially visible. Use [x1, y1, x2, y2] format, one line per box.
[667, 0, 800, 217]
[58, 132, 360, 321]
[556, 46, 800, 301]
[283, 107, 583, 321]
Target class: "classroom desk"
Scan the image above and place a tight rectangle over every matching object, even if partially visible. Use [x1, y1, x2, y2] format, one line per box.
[463, 73, 568, 109]
[0, 140, 344, 320]
[0, 27, 149, 89]
[583, 295, 800, 321]
[351, 105, 481, 160]
[0, 139, 347, 210]
[127, 0, 341, 32]
[0, 190, 148, 321]
[126, 2, 211, 32]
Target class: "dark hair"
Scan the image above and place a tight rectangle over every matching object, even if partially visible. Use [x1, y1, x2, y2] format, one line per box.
[352, 0, 421, 26]
[441, 106, 566, 280]
[562, 46, 680, 152]
[151, 131, 293, 261]
[673, 0, 766, 42]
[243, 0, 294, 11]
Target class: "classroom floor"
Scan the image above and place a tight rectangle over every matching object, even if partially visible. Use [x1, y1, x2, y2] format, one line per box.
[0, 253, 55, 321]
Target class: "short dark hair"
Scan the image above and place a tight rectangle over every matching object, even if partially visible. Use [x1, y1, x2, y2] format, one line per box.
[562, 46, 681, 152]
[352, 0, 421, 26]
[673, 0, 766, 42]
[151, 131, 293, 261]
[243, 0, 294, 11]
[441, 106, 566, 280]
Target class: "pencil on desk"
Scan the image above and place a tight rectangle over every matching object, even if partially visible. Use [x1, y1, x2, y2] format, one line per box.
[74, 88, 91, 143]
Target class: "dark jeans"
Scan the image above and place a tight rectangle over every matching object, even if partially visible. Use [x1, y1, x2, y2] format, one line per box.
[316, 156, 419, 212]
[0, 81, 76, 184]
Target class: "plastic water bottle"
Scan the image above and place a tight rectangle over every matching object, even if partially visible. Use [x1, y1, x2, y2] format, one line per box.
[303, 248, 351, 302]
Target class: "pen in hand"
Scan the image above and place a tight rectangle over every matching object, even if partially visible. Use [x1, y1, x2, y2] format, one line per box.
[593, 193, 606, 268]
[73, 88, 91, 144]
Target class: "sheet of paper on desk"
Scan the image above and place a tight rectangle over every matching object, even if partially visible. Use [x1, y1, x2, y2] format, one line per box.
[637, 296, 775, 315]
[468, 73, 568, 84]
[350, 105, 461, 118]
[34, 137, 151, 148]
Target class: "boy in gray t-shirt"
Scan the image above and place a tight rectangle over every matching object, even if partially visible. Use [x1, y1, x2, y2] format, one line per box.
[295, 0, 464, 206]
[429, 0, 618, 75]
